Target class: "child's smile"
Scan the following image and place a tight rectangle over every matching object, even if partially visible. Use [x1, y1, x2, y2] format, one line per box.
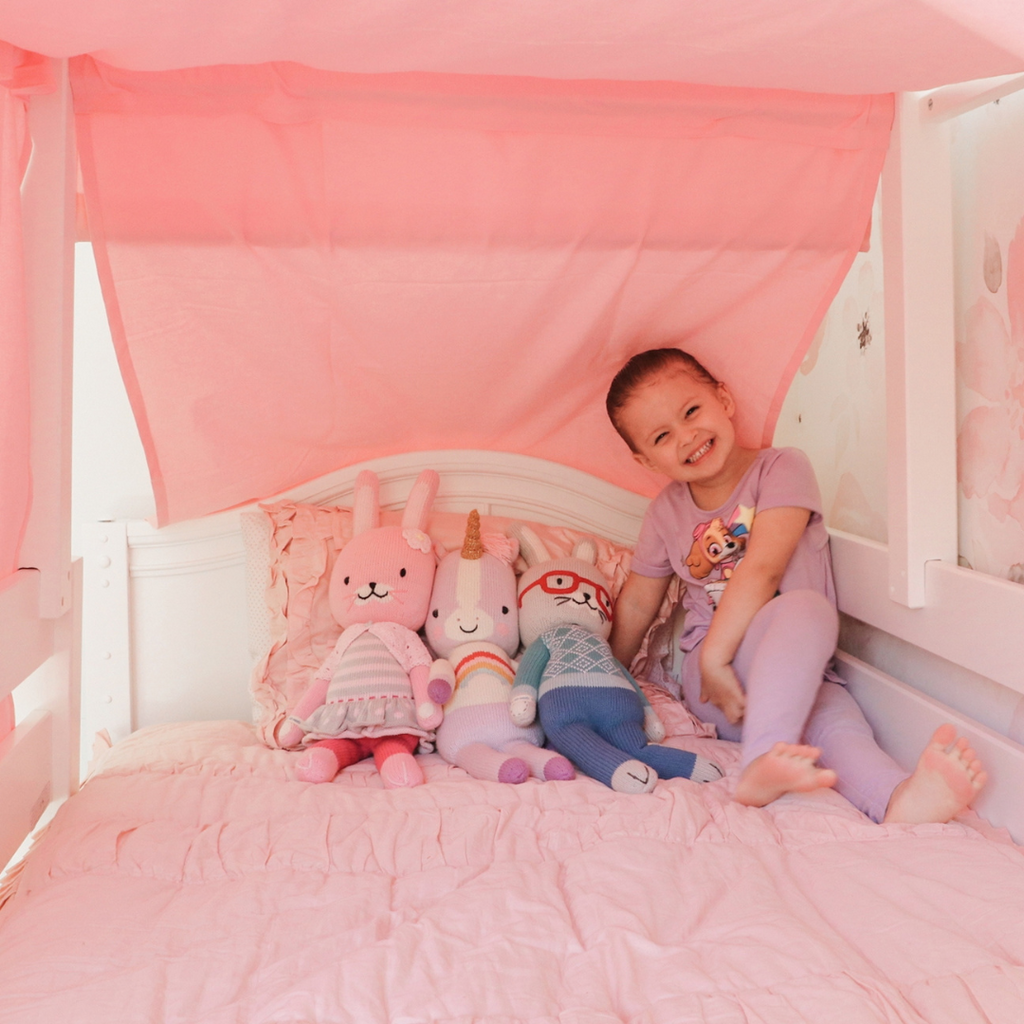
[618, 368, 757, 507]
[686, 438, 714, 464]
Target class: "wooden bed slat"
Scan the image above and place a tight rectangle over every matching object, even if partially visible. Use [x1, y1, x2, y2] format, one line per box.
[0, 571, 55, 704]
[0, 709, 53, 871]
[831, 529, 1024, 698]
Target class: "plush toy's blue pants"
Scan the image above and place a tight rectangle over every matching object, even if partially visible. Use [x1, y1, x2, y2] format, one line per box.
[538, 686, 700, 787]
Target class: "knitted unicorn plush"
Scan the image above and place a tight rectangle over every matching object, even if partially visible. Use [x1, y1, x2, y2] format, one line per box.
[508, 523, 723, 794]
[277, 469, 452, 788]
[426, 511, 574, 784]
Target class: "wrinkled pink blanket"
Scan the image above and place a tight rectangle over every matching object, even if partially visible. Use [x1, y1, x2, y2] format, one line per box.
[1, 719, 1023, 1024]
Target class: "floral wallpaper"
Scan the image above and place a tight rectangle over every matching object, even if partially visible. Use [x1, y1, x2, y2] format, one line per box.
[952, 89, 1024, 583]
[774, 193, 888, 543]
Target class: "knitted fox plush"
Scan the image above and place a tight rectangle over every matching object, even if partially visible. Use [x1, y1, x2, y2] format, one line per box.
[426, 511, 574, 784]
[508, 523, 722, 794]
[277, 470, 452, 788]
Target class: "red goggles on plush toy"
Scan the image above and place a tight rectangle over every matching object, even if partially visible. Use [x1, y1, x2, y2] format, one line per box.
[518, 570, 613, 619]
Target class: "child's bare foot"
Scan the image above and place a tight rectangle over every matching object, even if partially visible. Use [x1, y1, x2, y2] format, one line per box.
[734, 742, 837, 807]
[883, 724, 987, 824]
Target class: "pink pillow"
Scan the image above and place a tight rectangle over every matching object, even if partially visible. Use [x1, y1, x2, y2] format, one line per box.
[250, 501, 693, 746]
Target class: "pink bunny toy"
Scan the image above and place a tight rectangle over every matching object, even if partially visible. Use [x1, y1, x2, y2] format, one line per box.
[277, 469, 453, 788]
[426, 510, 574, 784]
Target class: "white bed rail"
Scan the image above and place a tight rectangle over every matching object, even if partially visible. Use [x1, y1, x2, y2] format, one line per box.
[838, 651, 1024, 842]
[1, 61, 79, 871]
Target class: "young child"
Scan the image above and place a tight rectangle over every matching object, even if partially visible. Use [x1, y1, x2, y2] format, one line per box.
[606, 347, 987, 823]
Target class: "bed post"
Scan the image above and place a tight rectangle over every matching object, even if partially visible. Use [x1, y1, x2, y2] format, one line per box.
[880, 92, 958, 609]
[13, 57, 78, 804]
[19, 60, 75, 620]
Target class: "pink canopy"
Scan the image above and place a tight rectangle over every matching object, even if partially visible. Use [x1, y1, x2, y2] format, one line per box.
[1, 1, 1022, 94]
[1, 3, 1021, 524]
[74, 59, 892, 522]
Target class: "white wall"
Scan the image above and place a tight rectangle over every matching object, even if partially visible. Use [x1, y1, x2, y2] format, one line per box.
[774, 193, 888, 543]
[71, 243, 154, 556]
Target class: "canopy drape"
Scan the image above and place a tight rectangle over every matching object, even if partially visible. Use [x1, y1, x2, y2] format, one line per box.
[0, 46, 47, 582]
[73, 59, 892, 524]
[3, 1, 1023, 94]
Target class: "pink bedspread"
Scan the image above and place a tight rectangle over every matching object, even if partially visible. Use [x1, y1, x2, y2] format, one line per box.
[1, 718, 1023, 1023]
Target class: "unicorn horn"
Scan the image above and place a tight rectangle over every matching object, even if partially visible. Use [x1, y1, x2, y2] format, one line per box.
[461, 510, 484, 560]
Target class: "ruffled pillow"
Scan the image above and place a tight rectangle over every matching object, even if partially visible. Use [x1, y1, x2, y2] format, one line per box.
[244, 502, 696, 746]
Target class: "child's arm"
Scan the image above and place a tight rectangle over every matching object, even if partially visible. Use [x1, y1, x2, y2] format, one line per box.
[609, 571, 672, 669]
[699, 506, 810, 724]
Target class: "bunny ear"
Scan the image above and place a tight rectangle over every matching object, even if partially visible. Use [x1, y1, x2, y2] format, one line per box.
[508, 522, 552, 567]
[401, 469, 439, 531]
[571, 537, 599, 566]
[352, 471, 380, 536]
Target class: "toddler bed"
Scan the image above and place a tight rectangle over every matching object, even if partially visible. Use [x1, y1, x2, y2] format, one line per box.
[2, 452, 1024, 1024]
[2, 5, 1024, 1022]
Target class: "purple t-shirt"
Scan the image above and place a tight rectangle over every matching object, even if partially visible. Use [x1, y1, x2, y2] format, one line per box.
[632, 447, 838, 655]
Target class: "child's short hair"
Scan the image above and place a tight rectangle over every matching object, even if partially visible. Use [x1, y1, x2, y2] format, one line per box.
[606, 348, 719, 452]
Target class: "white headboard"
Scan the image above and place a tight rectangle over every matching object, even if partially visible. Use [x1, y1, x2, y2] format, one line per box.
[78, 450, 650, 760]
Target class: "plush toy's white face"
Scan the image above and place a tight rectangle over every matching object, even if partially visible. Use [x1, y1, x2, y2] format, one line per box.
[517, 556, 614, 647]
[329, 526, 435, 630]
[426, 550, 519, 658]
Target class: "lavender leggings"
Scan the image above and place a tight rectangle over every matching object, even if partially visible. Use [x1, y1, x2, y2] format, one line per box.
[680, 589, 909, 822]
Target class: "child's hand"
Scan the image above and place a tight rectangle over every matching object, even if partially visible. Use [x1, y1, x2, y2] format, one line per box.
[700, 662, 747, 725]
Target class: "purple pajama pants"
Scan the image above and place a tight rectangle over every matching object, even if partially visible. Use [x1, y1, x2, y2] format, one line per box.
[679, 589, 909, 822]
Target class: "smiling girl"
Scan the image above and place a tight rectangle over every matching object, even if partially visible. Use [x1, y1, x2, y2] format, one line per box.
[606, 348, 986, 823]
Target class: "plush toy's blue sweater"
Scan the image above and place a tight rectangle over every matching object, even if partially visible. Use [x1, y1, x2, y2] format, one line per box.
[512, 624, 718, 787]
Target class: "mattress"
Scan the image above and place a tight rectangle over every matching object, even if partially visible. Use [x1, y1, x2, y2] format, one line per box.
[1, 710, 1023, 1024]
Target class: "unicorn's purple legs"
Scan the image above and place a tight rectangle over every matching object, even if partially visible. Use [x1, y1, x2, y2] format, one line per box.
[503, 741, 575, 781]
[453, 742, 530, 784]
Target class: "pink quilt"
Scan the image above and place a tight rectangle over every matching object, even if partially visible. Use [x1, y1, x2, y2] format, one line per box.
[1, 717, 1023, 1023]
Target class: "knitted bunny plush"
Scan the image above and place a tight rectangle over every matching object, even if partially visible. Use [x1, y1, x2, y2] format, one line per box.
[508, 523, 722, 794]
[426, 511, 574, 784]
[277, 469, 453, 788]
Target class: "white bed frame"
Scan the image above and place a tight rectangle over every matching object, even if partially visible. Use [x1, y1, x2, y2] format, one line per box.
[4, 64, 1024, 875]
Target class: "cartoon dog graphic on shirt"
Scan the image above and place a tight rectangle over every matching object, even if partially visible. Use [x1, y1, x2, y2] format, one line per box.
[685, 504, 755, 607]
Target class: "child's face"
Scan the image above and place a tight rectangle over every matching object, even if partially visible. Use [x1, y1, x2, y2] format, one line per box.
[619, 368, 740, 487]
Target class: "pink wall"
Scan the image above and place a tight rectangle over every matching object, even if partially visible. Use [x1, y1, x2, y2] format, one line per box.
[952, 89, 1024, 583]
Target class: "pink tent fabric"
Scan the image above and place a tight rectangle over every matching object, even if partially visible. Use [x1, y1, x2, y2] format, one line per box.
[73, 59, 892, 523]
[2, 0, 1023, 94]
[0, 46, 48, 582]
